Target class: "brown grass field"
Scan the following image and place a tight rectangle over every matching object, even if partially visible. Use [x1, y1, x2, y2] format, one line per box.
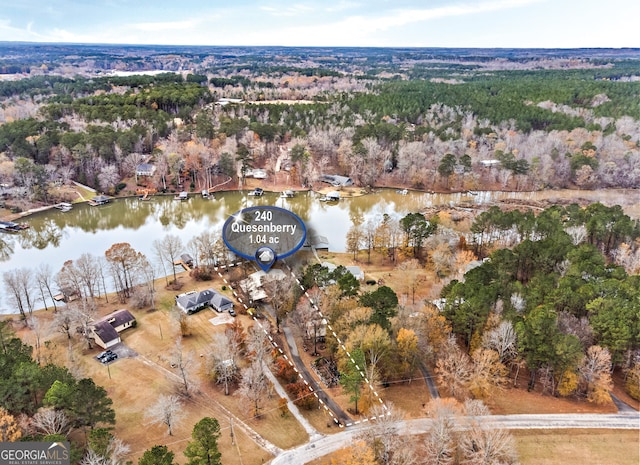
[309, 429, 640, 465]
[4, 252, 638, 465]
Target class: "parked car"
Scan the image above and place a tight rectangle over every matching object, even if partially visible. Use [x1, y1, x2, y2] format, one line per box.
[101, 352, 118, 364]
[229, 308, 236, 317]
[97, 350, 114, 361]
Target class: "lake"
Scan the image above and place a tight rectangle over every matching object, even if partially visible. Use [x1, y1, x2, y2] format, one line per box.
[2, 188, 640, 314]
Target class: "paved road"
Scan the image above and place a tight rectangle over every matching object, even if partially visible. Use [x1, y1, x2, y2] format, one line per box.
[270, 412, 640, 465]
[281, 325, 352, 426]
[418, 360, 440, 399]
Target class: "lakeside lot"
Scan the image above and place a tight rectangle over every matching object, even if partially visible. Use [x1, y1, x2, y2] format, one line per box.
[2, 251, 637, 464]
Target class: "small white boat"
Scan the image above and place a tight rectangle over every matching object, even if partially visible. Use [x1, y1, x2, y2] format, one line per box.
[319, 191, 340, 202]
[55, 202, 73, 212]
[280, 190, 295, 198]
[396, 189, 408, 195]
[248, 188, 264, 197]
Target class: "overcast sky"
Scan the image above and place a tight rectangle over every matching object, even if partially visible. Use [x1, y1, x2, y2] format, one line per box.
[0, 0, 638, 48]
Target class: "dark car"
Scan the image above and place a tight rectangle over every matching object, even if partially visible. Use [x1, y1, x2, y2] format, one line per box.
[97, 350, 114, 361]
[229, 308, 236, 317]
[101, 352, 118, 364]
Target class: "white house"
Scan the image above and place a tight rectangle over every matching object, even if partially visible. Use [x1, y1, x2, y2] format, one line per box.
[136, 163, 156, 177]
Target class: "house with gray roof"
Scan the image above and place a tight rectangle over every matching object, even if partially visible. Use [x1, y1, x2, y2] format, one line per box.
[320, 174, 354, 187]
[176, 288, 233, 314]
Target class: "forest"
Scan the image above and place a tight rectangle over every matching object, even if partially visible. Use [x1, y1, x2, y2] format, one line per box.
[1, 44, 640, 464]
[0, 46, 640, 212]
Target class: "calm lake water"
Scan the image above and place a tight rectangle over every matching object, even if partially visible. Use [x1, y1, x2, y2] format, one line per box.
[2, 188, 640, 314]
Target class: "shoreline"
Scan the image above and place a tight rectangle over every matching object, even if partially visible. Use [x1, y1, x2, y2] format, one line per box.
[0, 181, 574, 223]
[4, 184, 640, 223]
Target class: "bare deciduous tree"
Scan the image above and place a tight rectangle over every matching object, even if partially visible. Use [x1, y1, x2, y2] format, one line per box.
[69, 301, 98, 349]
[145, 394, 184, 436]
[80, 436, 130, 465]
[358, 403, 416, 465]
[153, 235, 184, 286]
[35, 263, 57, 312]
[75, 253, 102, 301]
[481, 320, 517, 364]
[262, 274, 295, 333]
[210, 330, 242, 395]
[237, 360, 268, 418]
[422, 398, 460, 465]
[105, 243, 146, 302]
[31, 407, 72, 437]
[246, 320, 274, 365]
[3, 268, 35, 320]
[435, 337, 471, 400]
[579, 345, 613, 404]
[459, 410, 519, 465]
[171, 337, 197, 396]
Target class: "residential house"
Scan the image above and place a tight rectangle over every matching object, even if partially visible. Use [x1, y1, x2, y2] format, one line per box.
[175, 288, 233, 314]
[210, 292, 234, 312]
[320, 174, 354, 187]
[346, 266, 365, 281]
[320, 262, 364, 281]
[91, 309, 136, 349]
[136, 163, 156, 177]
[239, 269, 286, 302]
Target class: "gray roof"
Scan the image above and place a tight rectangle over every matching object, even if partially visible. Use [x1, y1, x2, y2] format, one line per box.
[210, 293, 233, 309]
[176, 289, 215, 310]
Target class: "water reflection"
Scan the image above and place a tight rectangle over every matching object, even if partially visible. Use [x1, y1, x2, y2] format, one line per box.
[1, 188, 640, 313]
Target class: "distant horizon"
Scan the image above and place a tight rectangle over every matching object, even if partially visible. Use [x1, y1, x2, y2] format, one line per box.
[1, 1, 638, 49]
[1, 40, 639, 52]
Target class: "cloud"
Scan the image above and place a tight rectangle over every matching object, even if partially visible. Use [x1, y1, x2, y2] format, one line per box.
[341, 0, 545, 33]
[259, 3, 315, 17]
[130, 19, 203, 32]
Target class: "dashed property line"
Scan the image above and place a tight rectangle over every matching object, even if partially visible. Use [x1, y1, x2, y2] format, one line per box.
[284, 261, 389, 421]
[213, 263, 342, 427]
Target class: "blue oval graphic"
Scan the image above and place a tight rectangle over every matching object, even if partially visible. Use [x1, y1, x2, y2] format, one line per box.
[222, 206, 307, 262]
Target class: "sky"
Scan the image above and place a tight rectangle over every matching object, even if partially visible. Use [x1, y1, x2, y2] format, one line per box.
[0, 0, 638, 48]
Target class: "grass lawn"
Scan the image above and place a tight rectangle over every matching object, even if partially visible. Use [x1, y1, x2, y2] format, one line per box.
[309, 429, 639, 465]
[513, 429, 639, 465]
